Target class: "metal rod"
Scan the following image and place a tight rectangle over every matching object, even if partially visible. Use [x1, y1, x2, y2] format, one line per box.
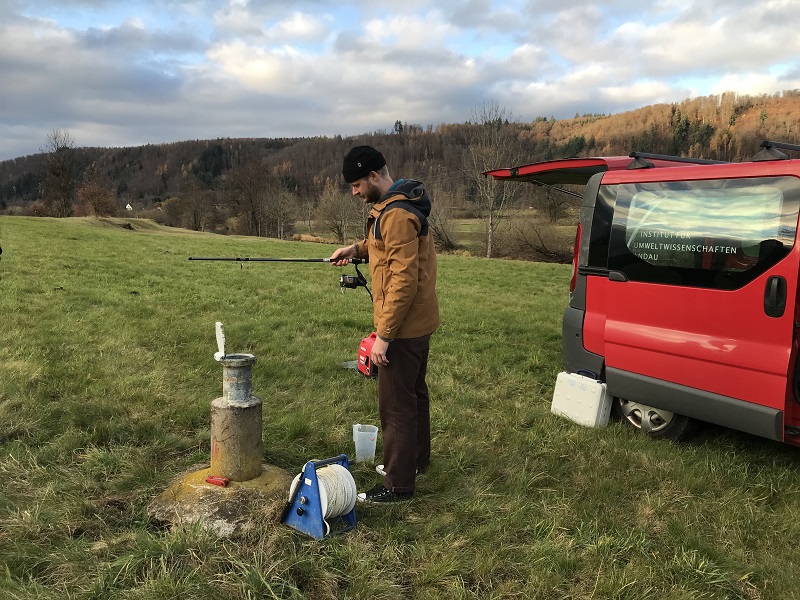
[529, 180, 583, 199]
[761, 140, 800, 152]
[628, 151, 728, 165]
[188, 257, 363, 264]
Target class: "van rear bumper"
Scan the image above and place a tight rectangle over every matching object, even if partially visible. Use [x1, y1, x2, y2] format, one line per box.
[607, 367, 784, 442]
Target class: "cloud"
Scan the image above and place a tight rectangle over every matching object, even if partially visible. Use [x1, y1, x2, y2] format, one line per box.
[712, 72, 800, 98]
[266, 12, 330, 42]
[615, 2, 800, 77]
[1, 0, 798, 160]
[80, 17, 203, 56]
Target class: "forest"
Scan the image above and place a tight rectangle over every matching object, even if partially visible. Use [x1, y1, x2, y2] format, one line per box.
[3, 90, 800, 261]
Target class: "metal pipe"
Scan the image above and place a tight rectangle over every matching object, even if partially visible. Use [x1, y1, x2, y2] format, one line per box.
[188, 257, 363, 263]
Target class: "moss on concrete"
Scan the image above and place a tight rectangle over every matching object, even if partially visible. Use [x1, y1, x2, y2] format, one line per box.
[148, 463, 293, 538]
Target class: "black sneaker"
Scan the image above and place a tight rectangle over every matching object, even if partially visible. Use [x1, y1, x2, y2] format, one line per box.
[357, 484, 413, 504]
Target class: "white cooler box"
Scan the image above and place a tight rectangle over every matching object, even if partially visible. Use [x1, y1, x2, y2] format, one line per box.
[551, 371, 612, 427]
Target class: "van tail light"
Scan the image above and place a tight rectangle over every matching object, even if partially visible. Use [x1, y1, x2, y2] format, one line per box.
[569, 223, 582, 293]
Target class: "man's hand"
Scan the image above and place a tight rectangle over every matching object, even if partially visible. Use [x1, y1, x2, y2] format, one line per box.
[330, 244, 355, 267]
[371, 336, 390, 368]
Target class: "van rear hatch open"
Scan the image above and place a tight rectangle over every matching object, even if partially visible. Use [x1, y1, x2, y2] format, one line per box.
[483, 154, 725, 185]
[482, 154, 711, 379]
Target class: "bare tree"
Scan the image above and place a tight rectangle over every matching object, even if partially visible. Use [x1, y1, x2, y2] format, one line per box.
[221, 161, 296, 238]
[181, 177, 217, 231]
[460, 101, 525, 257]
[426, 178, 459, 252]
[41, 129, 79, 217]
[297, 197, 317, 236]
[508, 217, 572, 263]
[223, 162, 273, 237]
[316, 179, 363, 244]
[264, 186, 295, 239]
[530, 183, 581, 223]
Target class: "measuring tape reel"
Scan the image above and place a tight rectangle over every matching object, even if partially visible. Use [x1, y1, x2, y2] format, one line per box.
[281, 455, 357, 539]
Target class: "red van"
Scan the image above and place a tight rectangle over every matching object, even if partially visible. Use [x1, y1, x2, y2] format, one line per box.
[486, 141, 800, 445]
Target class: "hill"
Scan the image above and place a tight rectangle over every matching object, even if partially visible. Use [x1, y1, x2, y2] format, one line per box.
[2, 90, 800, 258]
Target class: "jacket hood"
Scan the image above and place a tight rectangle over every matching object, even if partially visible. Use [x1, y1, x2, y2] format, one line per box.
[379, 179, 431, 218]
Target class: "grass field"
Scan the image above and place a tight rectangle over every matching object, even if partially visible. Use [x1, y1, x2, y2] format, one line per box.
[2, 216, 800, 599]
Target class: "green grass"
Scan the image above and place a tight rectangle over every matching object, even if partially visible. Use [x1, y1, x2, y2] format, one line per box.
[1, 215, 799, 599]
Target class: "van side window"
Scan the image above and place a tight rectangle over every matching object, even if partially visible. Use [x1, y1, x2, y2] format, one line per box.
[608, 176, 800, 289]
[587, 184, 616, 269]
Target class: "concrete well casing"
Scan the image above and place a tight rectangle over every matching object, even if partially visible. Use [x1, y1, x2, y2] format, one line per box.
[210, 354, 263, 482]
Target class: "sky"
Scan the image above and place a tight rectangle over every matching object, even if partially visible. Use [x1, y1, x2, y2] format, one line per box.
[2, 0, 799, 161]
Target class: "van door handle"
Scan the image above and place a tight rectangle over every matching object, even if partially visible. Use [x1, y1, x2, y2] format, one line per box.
[608, 271, 628, 282]
[764, 275, 786, 318]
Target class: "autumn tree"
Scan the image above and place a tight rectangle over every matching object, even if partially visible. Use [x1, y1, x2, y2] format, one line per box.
[459, 101, 525, 257]
[41, 129, 79, 217]
[160, 196, 186, 228]
[76, 162, 117, 217]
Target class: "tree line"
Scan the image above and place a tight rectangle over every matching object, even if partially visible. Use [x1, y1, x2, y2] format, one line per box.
[2, 90, 800, 262]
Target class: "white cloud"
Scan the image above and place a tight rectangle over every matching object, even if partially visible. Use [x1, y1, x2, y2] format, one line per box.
[1, 0, 799, 160]
[613, 2, 800, 77]
[600, 80, 685, 106]
[711, 72, 800, 98]
[266, 12, 329, 42]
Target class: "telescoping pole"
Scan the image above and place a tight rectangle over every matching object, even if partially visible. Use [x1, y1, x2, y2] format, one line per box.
[188, 257, 364, 264]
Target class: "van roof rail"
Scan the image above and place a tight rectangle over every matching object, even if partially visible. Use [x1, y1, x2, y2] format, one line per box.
[753, 140, 800, 161]
[628, 152, 728, 167]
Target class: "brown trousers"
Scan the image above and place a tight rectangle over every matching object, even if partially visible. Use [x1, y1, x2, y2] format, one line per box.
[378, 334, 432, 493]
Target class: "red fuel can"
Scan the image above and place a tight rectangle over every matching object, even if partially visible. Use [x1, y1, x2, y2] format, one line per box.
[358, 332, 378, 378]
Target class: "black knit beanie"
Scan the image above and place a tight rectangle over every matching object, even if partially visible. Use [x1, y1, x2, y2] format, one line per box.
[342, 146, 386, 183]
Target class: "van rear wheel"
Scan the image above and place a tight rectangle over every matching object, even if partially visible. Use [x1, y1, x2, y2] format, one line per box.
[611, 398, 698, 441]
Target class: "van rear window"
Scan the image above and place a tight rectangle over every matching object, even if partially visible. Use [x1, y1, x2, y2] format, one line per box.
[608, 176, 800, 289]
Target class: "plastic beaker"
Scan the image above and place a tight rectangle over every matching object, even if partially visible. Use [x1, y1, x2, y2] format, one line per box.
[352, 423, 378, 462]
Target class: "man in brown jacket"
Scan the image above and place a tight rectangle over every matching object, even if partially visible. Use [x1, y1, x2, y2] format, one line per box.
[331, 145, 440, 503]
